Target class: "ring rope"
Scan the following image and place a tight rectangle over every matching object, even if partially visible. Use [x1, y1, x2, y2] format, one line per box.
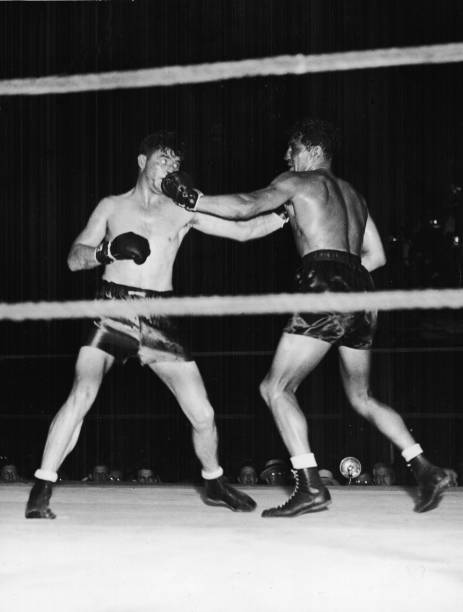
[2, 289, 463, 321]
[1, 43, 462, 96]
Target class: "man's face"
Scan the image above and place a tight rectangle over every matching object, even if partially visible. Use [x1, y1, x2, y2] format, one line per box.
[239, 467, 258, 485]
[93, 465, 109, 482]
[140, 147, 181, 191]
[284, 138, 318, 172]
[373, 467, 394, 486]
[1, 465, 18, 482]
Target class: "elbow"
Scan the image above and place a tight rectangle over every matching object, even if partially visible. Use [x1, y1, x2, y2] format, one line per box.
[67, 250, 81, 272]
[67, 257, 78, 272]
[378, 253, 387, 268]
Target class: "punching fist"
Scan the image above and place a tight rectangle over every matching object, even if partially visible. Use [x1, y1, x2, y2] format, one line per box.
[272, 204, 289, 227]
[95, 232, 151, 265]
[161, 171, 202, 211]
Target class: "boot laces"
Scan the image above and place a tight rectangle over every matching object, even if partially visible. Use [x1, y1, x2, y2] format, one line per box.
[274, 469, 301, 510]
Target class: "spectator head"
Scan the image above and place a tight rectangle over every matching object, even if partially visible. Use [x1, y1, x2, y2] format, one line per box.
[237, 465, 258, 486]
[260, 459, 290, 485]
[443, 468, 458, 487]
[372, 463, 396, 486]
[318, 469, 339, 486]
[137, 468, 160, 484]
[109, 469, 123, 482]
[92, 465, 110, 483]
[353, 472, 373, 486]
[0, 464, 19, 482]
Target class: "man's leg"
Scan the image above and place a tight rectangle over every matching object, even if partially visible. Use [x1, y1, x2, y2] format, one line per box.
[338, 346, 449, 512]
[259, 333, 332, 517]
[26, 347, 114, 518]
[148, 360, 256, 511]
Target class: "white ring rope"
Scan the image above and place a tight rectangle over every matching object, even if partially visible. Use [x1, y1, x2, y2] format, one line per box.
[1, 43, 462, 96]
[1, 289, 463, 321]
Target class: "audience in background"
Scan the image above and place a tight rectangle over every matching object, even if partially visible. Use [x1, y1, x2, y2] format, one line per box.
[135, 468, 161, 484]
[237, 465, 259, 486]
[259, 459, 291, 485]
[353, 472, 373, 486]
[442, 468, 458, 487]
[0, 464, 21, 482]
[109, 469, 123, 483]
[372, 462, 396, 486]
[81, 464, 111, 483]
[318, 469, 340, 486]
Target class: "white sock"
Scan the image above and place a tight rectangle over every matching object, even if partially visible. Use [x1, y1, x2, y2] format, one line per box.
[291, 453, 317, 469]
[401, 444, 423, 463]
[201, 467, 224, 480]
[34, 468, 58, 483]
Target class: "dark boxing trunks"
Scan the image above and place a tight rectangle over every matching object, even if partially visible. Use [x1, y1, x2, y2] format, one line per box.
[284, 250, 377, 349]
[84, 281, 192, 364]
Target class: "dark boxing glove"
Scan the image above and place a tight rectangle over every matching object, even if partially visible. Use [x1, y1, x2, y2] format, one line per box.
[161, 171, 203, 211]
[95, 232, 151, 265]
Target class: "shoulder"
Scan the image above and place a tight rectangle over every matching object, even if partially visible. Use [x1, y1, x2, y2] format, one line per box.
[94, 195, 118, 214]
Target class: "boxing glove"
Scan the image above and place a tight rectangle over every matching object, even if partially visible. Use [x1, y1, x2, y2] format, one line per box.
[161, 171, 202, 211]
[95, 232, 150, 265]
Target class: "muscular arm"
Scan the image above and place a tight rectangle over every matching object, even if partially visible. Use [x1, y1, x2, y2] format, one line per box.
[189, 208, 287, 241]
[361, 213, 386, 272]
[67, 198, 114, 271]
[196, 173, 297, 220]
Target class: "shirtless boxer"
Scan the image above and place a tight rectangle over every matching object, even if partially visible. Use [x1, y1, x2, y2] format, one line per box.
[25, 131, 288, 518]
[162, 118, 449, 516]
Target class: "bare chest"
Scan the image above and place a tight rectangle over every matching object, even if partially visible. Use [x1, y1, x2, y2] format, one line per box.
[107, 201, 188, 243]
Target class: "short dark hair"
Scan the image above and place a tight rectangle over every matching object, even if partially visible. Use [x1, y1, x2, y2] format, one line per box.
[288, 118, 340, 160]
[138, 131, 185, 160]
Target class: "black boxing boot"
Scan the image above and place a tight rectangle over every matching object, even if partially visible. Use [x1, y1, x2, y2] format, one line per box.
[25, 478, 56, 519]
[262, 468, 331, 518]
[204, 476, 257, 512]
[410, 455, 449, 513]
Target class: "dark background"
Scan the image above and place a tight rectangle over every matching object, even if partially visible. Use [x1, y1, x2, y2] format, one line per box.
[1, 0, 463, 482]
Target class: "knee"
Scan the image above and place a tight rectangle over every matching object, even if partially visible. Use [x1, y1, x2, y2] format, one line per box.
[259, 375, 292, 407]
[348, 392, 372, 418]
[190, 405, 216, 432]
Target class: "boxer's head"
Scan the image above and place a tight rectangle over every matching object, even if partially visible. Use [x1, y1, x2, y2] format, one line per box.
[286, 119, 339, 171]
[138, 131, 184, 187]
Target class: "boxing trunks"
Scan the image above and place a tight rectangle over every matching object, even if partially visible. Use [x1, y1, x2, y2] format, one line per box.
[84, 281, 192, 364]
[284, 250, 377, 349]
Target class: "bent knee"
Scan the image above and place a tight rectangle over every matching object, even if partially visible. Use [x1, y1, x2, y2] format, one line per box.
[348, 393, 372, 418]
[190, 406, 216, 432]
[259, 376, 294, 406]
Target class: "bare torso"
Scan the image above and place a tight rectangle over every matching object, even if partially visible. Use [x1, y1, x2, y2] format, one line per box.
[102, 190, 191, 291]
[284, 170, 368, 258]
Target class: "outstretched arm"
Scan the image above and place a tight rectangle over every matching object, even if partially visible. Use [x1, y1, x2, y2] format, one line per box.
[162, 170, 297, 220]
[361, 213, 386, 272]
[189, 207, 288, 241]
[67, 198, 114, 271]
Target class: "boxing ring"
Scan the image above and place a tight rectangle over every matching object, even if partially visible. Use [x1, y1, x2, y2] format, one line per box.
[2, 40, 463, 612]
[1, 483, 463, 611]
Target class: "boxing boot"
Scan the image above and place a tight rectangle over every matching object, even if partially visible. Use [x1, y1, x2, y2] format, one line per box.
[262, 467, 331, 517]
[25, 478, 56, 519]
[204, 476, 257, 512]
[410, 455, 449, 513]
